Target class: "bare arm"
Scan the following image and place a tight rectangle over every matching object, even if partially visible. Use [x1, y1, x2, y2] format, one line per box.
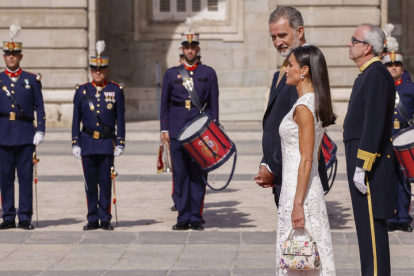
[291, 105, 315, 229]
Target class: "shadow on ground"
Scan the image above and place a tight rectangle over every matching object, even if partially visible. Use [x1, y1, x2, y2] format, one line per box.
[37, 218, 84, 228]
[203, 200, 255, 228]
[116, 219, 160, 227]
[326, 201, 353, 230]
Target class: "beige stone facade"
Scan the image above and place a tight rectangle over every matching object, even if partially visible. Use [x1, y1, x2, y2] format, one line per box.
[0, 0, 410, 126]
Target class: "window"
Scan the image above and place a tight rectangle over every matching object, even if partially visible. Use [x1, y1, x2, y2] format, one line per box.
[153, 0, 226, 21]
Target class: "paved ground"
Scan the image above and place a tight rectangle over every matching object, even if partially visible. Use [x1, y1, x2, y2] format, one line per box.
[0, 120, 413, 275]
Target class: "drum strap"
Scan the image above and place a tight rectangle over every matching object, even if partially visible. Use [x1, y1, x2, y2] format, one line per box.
[177, 64, 205, 113]
[396, 99, 413, 125]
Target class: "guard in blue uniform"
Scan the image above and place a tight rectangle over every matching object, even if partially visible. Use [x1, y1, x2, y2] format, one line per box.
[71, 40, 126, 231]
[160, 28, 219, 231]
[382, 46, 414, 232]
[344, 24, 396, 276]
[0, 25, 45, 230]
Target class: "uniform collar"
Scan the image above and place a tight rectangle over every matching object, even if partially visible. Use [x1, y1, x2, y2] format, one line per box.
[183, 61, 199, 71]
[359, 56, 381, 73]
[92, 79, 108, 88]
[5, 67, 22, 78]
[395, 78, 402, 86]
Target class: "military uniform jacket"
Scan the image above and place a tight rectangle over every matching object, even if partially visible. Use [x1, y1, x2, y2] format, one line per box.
[393, 78, 414, 136]
[160, 63, 219, 139]
[0, 70, 45, 146]
[71, 81, 126, 156]
[343, 58, 396, 218]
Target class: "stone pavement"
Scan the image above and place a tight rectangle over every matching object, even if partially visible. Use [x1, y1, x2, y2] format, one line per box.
[0, 121, 413, 275]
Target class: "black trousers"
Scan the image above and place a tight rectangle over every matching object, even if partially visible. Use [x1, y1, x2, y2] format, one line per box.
[345, 140, 391, 276]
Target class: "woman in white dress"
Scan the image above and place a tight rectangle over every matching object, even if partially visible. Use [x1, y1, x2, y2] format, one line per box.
[276, 45, 337, 275]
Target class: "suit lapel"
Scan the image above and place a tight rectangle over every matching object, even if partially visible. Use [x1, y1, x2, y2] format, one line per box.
[266, 73, 287, 111]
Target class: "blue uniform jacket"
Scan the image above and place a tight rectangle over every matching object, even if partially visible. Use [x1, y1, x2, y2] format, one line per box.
[71, 81, 126, 156]
[160, 63, 219, 139]
[393, 79, 414, 136]
[343, 59, 396, 218]
[0, 70, 45, 146]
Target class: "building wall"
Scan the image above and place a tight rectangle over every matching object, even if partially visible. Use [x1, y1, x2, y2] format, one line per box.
[0, 0, 390, 126]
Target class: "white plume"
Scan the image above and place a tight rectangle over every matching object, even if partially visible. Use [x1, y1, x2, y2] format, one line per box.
[186, 18, 193, 32]
[383, 23, 394, 37]
[386, 36, 399, 52]
[9, 24, 21, 40]
[96, 40, 106, 56]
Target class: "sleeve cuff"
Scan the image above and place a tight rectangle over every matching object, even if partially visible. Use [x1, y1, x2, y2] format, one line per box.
[161, 130, 169, 133]
[357, 149, 377, 171]
[260, 163, 273, 174]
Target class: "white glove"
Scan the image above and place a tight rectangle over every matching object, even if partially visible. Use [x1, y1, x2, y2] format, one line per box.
[183, 78, 194, 91]
[353, 166, 367, 194]
[72, 146, 81, 160]
[114, 146, 124, 157]
[33, 131, 44, 146]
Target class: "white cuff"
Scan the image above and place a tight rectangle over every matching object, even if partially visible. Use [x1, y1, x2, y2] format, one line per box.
[161, 130, 169, 133]
[260, 163, 273, 174]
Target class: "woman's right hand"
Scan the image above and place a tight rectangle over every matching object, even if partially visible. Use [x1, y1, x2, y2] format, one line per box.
[291, 202, 305, 229]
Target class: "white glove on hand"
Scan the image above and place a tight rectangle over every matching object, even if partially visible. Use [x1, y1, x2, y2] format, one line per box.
[353, 166, 367, 194]
[114, 146, 124, 157]
[33, 131, 44, 145]
[72, 146, 81, 160]
[183, 79, 194, 91]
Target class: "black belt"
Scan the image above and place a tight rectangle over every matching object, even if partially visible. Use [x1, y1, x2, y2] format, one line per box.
[0, 112, 33, 123]
[172, 100, 204, 110]
[82, 127, 115, 139]
[400, 122, 410, 129]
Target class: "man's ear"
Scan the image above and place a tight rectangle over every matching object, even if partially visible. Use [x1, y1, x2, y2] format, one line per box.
[297, 26, 304, 40]
[364, 44, 373, 56]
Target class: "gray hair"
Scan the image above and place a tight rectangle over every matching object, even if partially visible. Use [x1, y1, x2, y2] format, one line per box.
[269, 6, 304, 30]
[360, 23, 385, 55]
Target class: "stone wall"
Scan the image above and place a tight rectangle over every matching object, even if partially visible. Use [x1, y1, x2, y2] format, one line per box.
[0, 0, 93, 127]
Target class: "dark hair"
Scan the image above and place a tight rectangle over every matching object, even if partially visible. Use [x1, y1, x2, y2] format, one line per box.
[269, 6, 303, 30]
[291, 46, 337, 127]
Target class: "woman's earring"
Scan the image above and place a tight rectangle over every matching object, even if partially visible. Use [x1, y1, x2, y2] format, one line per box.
[301, 74, 305, 79]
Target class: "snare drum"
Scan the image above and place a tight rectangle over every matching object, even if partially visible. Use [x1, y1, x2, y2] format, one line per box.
[178, 114, 236, 173]
[393, 125, 414, 183]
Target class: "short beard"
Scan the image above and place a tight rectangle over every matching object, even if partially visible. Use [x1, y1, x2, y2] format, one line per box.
[184, 55, 197, 64]
[278, 36, 301, 57]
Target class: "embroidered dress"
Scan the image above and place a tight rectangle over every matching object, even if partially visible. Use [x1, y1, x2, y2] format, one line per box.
[276, 93, 336, 276]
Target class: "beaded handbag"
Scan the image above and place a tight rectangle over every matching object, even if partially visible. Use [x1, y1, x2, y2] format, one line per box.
[279, 227, 321, 271]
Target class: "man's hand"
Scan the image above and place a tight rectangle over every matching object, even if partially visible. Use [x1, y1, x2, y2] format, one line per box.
[160, 132, 170, 148]
[254, 165, 275, 188]
[114, 146, 124, 157]
[72, 146, 81, 160]
[33, 131, 44, 145]
[353, 166, 367, 194]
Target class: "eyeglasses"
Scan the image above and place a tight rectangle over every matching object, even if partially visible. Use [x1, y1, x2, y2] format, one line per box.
[350, 37, 369, 46]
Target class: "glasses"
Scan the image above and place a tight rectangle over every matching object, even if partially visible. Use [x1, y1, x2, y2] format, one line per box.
[350, 37, 369, 46]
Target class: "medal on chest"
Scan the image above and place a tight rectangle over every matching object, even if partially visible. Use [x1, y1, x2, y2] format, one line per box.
[24, 79, 31, 89]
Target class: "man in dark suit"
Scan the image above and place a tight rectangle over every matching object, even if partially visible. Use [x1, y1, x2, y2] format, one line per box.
[160, 29, 219, 231]
[344, 23, 396, 276]
[0, 25, 45, 230]
[71, 40, 126, 231]
[255, 6, 328, 207]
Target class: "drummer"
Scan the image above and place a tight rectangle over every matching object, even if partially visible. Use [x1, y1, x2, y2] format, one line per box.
[383, 37, 414, 232]
[160, 21, 219, 231]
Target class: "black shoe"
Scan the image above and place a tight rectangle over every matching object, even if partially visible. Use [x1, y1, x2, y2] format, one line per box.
[0, 220, 16, 230]
[171, 205, 177, 211]
[398, 222, 413, 232]
[172, 222, 189, 230]
[388, 222, 398, 232]
[190, 221, 204, 230]
[83, 221, 100, 231]
[101, 221, 114, 231]
[18, 221, 34, 230]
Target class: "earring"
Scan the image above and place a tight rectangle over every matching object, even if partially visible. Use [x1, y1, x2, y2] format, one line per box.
[301, 74, 305, 79]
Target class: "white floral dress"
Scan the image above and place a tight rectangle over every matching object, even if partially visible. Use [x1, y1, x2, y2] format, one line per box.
[276, 93, 336, 276]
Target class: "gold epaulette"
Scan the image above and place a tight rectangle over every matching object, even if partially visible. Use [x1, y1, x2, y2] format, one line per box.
[357, 149, 377, 171]
[111, 81, 124, 89]
[36, 73, 42, 81]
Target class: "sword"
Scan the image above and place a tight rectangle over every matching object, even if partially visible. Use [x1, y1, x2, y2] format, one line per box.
[32, 150, 39, 227]
[111, 166, 118, 227]
[78, 158, 88, 191]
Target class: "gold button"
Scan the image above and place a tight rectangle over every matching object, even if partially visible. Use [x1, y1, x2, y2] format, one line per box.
[387, 155, 390, 158]
[74, 140, 76, 143]
[96, 123, 99, 126]
[97, 99, 100, 101]
[11, 84, 14, 87]
[11, 91, 15, 94]
[97, 104, 100, 107]
[394, 111, 397, 114]
[394, 209, 397, 214]
[390, 138, 393, 142]
[377, 153, 381, 157]
[11, 104, 15, 108]
[97, 110, 100, 114]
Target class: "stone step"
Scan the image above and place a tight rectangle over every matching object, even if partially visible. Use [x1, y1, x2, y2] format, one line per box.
[0, 0, 87, 8]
